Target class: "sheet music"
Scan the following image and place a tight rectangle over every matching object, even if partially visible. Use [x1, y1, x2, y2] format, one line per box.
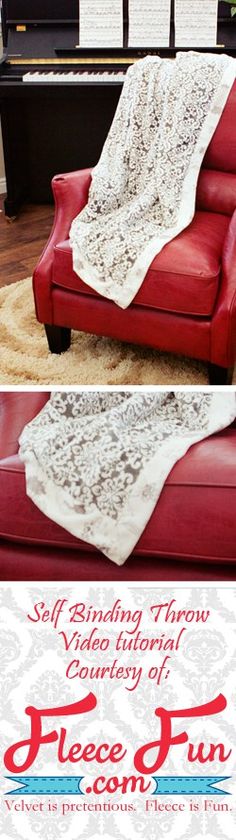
[79, 0, 123, 47]
[128, 0, 171, 47]
[175, 0, 218, 47]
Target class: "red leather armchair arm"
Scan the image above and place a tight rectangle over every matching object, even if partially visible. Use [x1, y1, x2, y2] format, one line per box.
[33, 168, 92, 323]
[211, 209, 236, 367]
[0, 393, 49, 459]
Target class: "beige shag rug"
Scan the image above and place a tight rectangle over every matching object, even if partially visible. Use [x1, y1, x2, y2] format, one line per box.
[0, 277, 235, 385]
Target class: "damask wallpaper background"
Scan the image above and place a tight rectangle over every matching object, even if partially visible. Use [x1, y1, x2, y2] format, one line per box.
[0, 583, 235, 840]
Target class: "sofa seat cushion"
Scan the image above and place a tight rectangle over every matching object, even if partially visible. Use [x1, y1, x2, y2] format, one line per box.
[53, 211, 229, 317]
[0, 427, 236, 562]
[1, 543, 235, 582]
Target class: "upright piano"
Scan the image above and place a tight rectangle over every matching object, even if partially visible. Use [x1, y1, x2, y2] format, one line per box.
[0, 0, 236, 216]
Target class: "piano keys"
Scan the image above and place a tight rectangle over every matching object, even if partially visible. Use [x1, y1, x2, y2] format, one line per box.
[0, 0, 236, 217]
[22, 71, 127, 84]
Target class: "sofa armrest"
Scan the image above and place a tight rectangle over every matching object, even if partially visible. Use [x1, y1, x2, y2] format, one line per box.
[33, 168, 92, 323]
[211, 209, 236, 367]
[0, 393, 49, 459]
[52, 168, 92, 233]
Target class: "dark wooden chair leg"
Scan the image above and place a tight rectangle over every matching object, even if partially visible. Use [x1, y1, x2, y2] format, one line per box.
[208, 363, 234, 386]
[44, 324, 71, 354]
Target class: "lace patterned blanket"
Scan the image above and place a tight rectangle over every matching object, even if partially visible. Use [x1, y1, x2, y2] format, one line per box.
[19, 392, 236, 565]
[69, 52, 236, 309]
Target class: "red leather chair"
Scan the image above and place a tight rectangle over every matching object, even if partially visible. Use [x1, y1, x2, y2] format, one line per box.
[0, 392, 236, 581]
[33, 82, 236, 385]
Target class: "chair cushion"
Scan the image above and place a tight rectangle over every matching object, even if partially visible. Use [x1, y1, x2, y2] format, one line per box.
[2, 542, 235, 581]
[53, 211, 229, 317]
[0, 427, 236, 562]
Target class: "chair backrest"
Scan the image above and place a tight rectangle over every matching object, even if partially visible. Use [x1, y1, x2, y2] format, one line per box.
[0, 393, 50, 459]
[196, 79, 236, 215]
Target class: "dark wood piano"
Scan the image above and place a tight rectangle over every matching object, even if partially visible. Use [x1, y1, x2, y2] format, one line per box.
[0, 0, 236, 217]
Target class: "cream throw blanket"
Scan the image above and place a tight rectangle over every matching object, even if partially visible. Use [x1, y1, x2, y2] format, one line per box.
[19, 392, 236, 565]
[70, 52, 236, 309]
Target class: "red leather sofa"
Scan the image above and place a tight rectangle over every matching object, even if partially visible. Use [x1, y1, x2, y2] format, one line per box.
[33, 82, 236, 385]
[0, 392, 236, 581]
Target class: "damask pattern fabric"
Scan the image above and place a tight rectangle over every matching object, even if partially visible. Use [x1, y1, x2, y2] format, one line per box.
[19, 392, 236, 565]
[69, 52, 236, 308]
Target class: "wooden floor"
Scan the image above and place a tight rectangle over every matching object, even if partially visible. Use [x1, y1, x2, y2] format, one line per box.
[0, 197, 54, 288]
